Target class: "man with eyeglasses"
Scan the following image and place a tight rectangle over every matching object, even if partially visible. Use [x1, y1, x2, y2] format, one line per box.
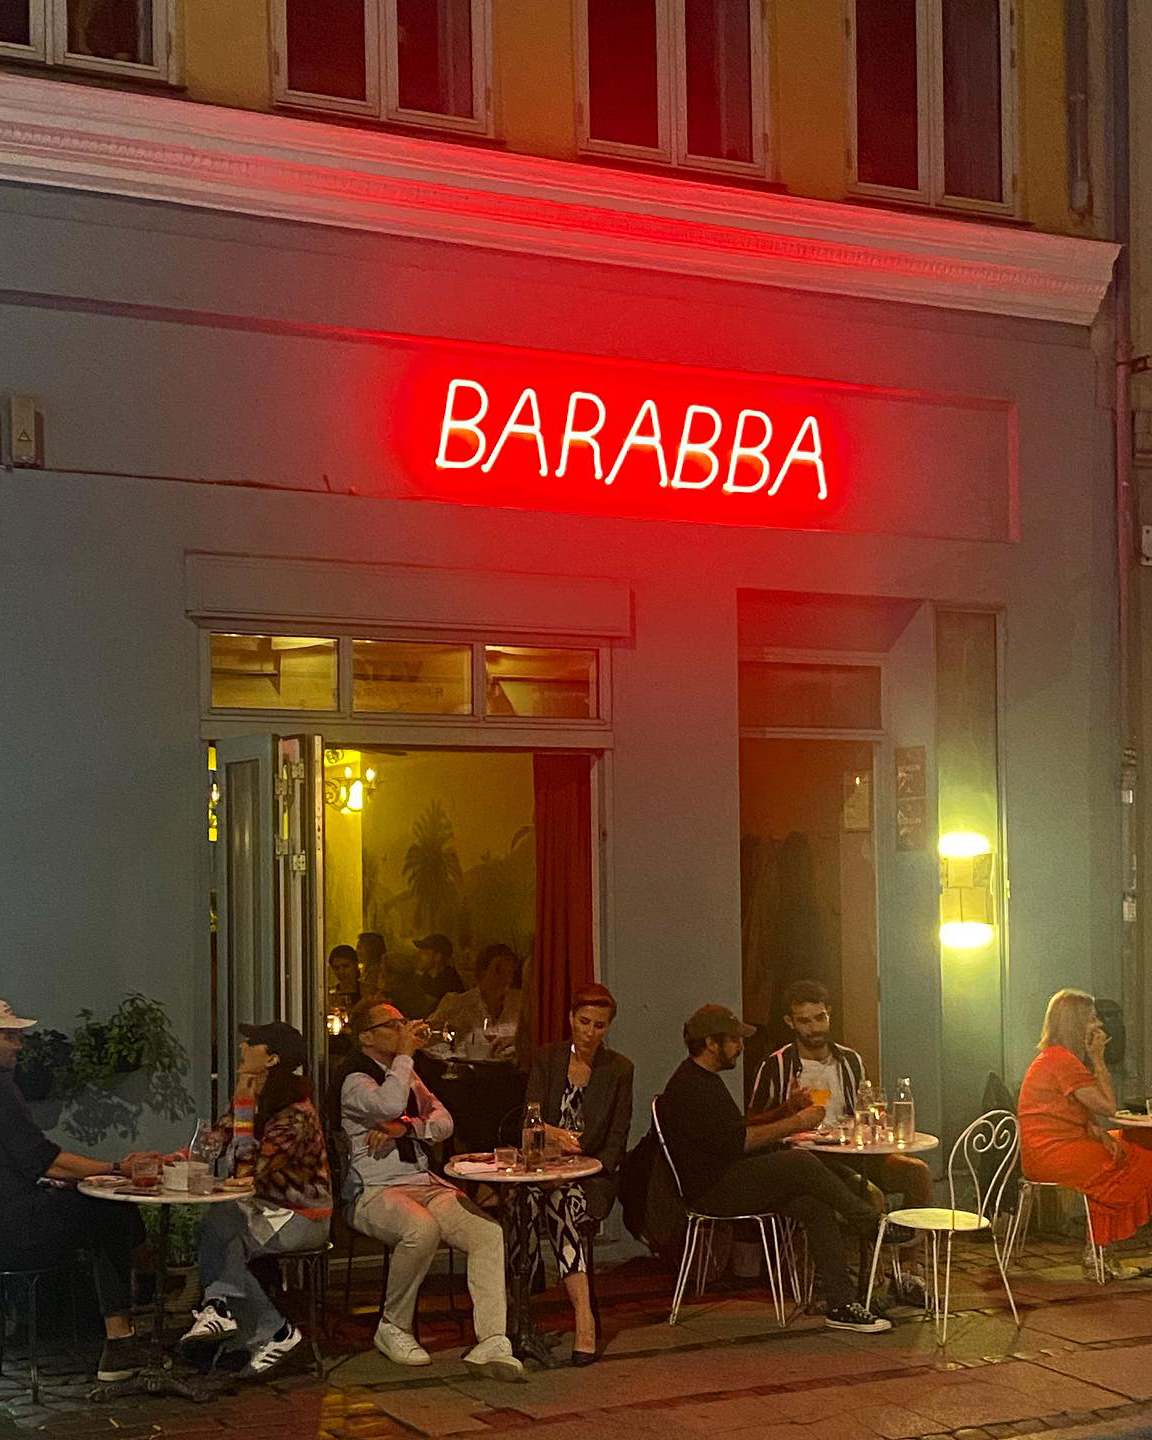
[332, 998, 522, 1381]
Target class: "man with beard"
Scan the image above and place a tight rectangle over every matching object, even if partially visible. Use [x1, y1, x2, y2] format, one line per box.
[657, 1003, 891, 1333]
[750, 979, 931, 1306]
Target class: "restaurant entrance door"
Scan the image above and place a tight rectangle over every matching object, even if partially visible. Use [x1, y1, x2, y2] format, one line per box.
[739, 737, 879, 1093]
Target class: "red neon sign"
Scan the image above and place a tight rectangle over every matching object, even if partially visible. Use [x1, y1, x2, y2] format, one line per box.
[383, 336, 1014, 538]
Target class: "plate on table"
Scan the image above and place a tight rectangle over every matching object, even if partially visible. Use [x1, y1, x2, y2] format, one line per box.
[86, 1174, 129, 1189]
[454, 1152, 495, 1165]
[791, 1131, 843, 1146]
[221, 1177, 251, 1191]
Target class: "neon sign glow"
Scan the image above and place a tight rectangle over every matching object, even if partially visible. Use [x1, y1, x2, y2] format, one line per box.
[434, 379, 828, 500]
[384, 333, 1014, 539]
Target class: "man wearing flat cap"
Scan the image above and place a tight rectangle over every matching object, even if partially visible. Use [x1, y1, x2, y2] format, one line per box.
[0, 999, 160, 1382]
[657, 1003, 891, 1334]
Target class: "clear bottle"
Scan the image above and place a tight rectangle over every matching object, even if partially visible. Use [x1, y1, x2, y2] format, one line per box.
[854, 1078, 874, 1146]
[893, 1077, 915, 1147]
[871, 1085, 889, 1138]
[521, 1100, 546, 1171]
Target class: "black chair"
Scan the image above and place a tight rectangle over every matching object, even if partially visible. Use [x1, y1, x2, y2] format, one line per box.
[0, 1259, 80, 1403]
[271, 1242, 332, 1379]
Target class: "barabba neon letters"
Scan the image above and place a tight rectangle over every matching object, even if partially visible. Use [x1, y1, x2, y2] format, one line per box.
[434, 378, 828, 499]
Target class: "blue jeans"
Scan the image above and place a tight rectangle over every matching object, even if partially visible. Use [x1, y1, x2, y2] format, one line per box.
[197, 1202, 329, 1345]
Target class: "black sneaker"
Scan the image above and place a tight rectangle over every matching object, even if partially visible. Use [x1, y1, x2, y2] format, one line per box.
[825, 1302, 892, 1334]
[96, 1333, 148, 1382]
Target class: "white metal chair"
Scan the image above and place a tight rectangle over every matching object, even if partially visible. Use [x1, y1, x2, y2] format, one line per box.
[1005, 1177, 1105, 1285]
[650, 1096, 802, 1326]
[865, 1108, 1020, 1344]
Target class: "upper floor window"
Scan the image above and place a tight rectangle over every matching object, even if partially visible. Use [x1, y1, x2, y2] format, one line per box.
[272, 0, 491, 135]
[848, 0, 1016, 212]
[576, 0, 766, 177]
[0, 0, 175, 82]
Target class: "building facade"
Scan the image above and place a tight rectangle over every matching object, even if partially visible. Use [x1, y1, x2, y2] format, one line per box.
[0, 0, 1129, 1149]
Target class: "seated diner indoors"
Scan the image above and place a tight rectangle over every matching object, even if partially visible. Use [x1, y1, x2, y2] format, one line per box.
[179, 1021, 332, 1377]
[332, 998, 524, 1381]
[1018, 987, 1152, 1280]
[0, 998, 159, 1383]
[414, 933, 465, 1007]
[429, 943, 522, 1061]
[658, 1003, 892, 1333]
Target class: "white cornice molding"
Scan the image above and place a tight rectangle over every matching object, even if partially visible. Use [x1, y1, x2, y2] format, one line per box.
[0, 73, 1119, 326]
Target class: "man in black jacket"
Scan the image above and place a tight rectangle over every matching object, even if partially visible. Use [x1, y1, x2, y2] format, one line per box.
[0, 999, 157, 1382]
[658, 1003, 891, 1333]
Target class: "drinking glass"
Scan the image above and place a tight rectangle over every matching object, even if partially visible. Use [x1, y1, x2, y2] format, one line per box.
[809, 1087, 832, 1133]
[132, 1156, 160, 1189]
[495, 1146, 519, 1173]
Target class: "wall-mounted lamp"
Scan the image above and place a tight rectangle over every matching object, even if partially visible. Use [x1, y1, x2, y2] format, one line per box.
[939, 830, 995, 949]
[323, 749, 379, 814]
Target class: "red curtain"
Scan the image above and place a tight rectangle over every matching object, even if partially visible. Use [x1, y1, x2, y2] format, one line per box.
[532, 753, 594, 1046]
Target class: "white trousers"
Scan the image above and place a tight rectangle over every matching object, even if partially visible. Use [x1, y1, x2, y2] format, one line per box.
[353, 1182, 507, 1340]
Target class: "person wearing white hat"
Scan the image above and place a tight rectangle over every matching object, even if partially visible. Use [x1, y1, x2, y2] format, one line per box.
[0, 1000, 162, 1383]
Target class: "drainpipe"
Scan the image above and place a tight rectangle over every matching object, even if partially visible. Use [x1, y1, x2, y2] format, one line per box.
[1103, 0, 1137, 1082]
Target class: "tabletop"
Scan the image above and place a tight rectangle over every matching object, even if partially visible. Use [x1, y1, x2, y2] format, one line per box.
[79, 1179, 255, 1205]
[786, 1131, 939, 1158]
[1111, 1112, 1152, 1128]
[445, 1155, 602, 1186]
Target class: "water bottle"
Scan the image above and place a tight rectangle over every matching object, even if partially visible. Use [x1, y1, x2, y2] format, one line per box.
[521, 1101, 546, 1172]
[854, 1078, 874, 1146]
[893, 1077, 915, 1147]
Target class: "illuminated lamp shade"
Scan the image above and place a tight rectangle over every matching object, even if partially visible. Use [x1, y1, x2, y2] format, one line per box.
[938, 832, 995, 949]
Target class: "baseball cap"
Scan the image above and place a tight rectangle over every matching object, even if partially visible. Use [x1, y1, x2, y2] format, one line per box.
[0, 1000, 36, 1030]
[414, 933, 453, 959]
[239, 1021, 307, 1071]
[684, 1004, 755, 1042]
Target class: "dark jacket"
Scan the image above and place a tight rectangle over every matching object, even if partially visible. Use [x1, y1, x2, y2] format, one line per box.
[750, 1041, 865, 1117]
[526, 1041, 634, 1220]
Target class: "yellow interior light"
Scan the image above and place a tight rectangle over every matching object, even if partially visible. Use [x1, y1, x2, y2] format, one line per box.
[365, 767, 376, 783]
[940, 921, 995, 949]
[207, 745, 217, 772]
[939, 831, 993, 859]
[346, 779, 364, 811]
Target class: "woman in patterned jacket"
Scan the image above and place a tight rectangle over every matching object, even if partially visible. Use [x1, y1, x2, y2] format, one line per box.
[178, 1021, 331, 1377]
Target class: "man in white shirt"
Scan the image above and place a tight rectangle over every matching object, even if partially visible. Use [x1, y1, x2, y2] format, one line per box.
[337, 999, 522, 1381]
[751, 980, 932, 1305]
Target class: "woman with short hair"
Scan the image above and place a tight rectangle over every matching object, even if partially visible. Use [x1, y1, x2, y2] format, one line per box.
[524, 983, 633, 1364]
[1018, 988, 1152, 1279]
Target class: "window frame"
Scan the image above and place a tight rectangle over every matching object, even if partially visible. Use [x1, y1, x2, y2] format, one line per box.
[575, 0, 767, 178]
[202, 627, 611, 732]
[1, 0, 178, 83]
[271, 0, 492, 136]
[846, 0, 1017, 216]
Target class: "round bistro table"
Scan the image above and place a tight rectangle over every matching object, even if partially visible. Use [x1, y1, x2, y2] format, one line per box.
[444, 1155, 601, 1367]
[78, 1179, 253, 1400]
[785, 1132, 940, 1299]
[1109, 1112, 1152, 1154]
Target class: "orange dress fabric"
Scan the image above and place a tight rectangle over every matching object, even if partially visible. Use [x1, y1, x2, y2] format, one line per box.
[1018, 1045, 1152, 1245]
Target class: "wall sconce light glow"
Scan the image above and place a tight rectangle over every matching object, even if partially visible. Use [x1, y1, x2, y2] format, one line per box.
[939, 831, 993, 859]
[346, 779, 365, 812]
[940, 921, 995, 949]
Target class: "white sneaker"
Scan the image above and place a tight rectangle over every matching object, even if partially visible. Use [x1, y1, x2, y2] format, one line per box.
[462, 1334, 526, 1382]
[374, 1320, 431, 1367]
[242, 1325, 302, 1377]
[179, 1300, 239, 1346]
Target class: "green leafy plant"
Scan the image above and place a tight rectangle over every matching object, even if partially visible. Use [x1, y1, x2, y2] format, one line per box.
[70, 993, 189, 1091]
[13, 1028, 74, 1103]
[140, 1203, 203, 1268]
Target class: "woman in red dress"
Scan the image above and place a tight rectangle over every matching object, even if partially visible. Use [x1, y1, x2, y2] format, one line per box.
[1018, 988, 1152, 1279]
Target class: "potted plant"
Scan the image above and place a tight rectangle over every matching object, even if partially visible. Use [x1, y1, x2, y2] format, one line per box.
[70, 993, 189, 1092]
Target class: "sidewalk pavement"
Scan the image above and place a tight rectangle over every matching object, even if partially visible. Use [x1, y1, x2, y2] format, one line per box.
[9, 1239, 1152, 1439]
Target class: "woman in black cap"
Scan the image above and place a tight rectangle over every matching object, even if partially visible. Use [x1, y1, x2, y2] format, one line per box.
[178, 1021, 331, 1377]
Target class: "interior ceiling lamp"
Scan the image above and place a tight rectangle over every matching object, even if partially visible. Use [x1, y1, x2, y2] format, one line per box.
[323, 748, 379, 814]
[939, 831, 995, 950]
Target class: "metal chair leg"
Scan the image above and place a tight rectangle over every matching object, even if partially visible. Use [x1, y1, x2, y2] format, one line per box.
[864, 1216, 888, 1313]
[307, 1259, 323, 1380]
[670, 1217, 700, 1326]
[343, 1226, 356, 1316]
[27, 1275, 40, 1406]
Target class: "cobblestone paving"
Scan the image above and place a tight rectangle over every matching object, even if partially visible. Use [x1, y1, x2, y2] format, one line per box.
[8, 1240, 1152, 1438]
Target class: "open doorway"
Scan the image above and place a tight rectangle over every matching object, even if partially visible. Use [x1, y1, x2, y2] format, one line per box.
[739, 737, 878, 1096]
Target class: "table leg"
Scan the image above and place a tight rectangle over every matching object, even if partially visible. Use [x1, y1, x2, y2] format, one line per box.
[509, 1188, 557, 1369]
[91, 1205, 215, 1403]
[857, 1164, 871, 1303]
